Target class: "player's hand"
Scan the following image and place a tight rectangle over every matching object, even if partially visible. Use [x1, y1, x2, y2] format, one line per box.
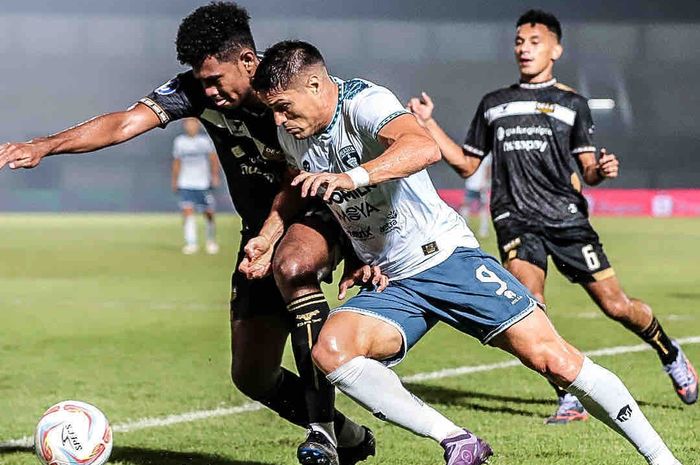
[597, 148, 619, 179]
[338, 264, 389, 300]
[291, 171, 355, 201]
[0, 141, 48, 170]
[406, 92, 435, 127]
[239, 236, 274, 279]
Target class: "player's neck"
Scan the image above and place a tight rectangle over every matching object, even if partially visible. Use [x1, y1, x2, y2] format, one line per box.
[316, 79, 340, 134]
[519, 68, 555, 85]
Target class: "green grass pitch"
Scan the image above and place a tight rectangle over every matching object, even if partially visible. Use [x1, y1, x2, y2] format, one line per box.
[0, 214, 698, 464]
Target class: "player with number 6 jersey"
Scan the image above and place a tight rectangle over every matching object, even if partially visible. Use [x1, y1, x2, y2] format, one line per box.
[408, 9, 697, 425]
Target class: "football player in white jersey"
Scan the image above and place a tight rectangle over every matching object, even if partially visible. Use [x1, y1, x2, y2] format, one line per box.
[241, 41, 683, 465]
[171, 118, 220, 254]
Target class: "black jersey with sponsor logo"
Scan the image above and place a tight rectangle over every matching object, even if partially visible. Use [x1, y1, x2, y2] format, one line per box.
[140, 71, 285, 236]
[463, 79, 595, 228]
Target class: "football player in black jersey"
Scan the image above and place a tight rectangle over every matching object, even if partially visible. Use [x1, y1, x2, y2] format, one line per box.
[408, 9, 697, 424]
[0, 3, 377, 464]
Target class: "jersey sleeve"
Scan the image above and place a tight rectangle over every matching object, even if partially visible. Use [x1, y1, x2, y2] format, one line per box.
[462, 98, 491, 158]
[570, 97, 596, 155]
[351, 86, 410, 141]
[139, 72, 202, 127]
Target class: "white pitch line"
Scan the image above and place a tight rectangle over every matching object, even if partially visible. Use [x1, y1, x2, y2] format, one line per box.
[3, 336, 699, 449]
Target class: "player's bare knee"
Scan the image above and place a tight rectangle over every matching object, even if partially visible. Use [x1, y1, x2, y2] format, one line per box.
[272, 251, 317, 290]
[312, 333, 363, 375]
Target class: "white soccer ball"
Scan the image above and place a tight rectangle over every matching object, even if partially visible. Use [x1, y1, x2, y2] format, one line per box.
[34, 400, 113, 465]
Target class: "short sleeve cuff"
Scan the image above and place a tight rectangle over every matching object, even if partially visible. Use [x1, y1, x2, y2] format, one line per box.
[139, 97, 171, 126]
[462, 143, 485, 158]
[572, 146, 596, 154]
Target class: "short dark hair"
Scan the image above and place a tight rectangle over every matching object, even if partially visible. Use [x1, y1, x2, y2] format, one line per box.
[176, 2, 256, 69]
[516, 10, 562, 42]
[252, 40, 325, 94]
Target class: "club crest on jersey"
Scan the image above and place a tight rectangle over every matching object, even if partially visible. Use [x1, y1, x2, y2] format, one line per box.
[338, 146, 361, 169]
[536, 102, 555, 114]
[155, 78, 179, 96]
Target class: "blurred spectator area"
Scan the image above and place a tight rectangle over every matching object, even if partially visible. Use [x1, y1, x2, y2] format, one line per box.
[0, 1, 698, 211]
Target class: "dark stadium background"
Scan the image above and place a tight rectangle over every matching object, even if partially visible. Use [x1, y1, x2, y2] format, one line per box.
[1, 0, 699, 211]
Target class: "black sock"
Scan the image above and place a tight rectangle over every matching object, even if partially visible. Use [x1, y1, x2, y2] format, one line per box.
[638, 317, 678, 365]
[257, 367, 349, 435]
[288, 292, 336, 425]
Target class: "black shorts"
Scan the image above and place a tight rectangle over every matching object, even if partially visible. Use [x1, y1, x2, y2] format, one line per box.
[494, 218, 615, 284]
[230, 209, 344, 321]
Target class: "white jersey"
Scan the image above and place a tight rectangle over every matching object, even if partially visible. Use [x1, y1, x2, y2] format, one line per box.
[172, 134, 215, 190]
[280, 78, 479, 280]
[465, 154, 492, 192]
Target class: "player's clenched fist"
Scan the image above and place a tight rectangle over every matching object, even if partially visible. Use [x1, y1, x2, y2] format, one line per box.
[239, 235, 274, 279]
[596, 148, 619, 179]
[0, 141, 48, 170]
[406, 92, 435, 127]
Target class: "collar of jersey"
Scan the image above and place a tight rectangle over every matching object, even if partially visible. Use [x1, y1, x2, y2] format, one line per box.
[519, 78, 557, 89]
[315, 77, 344, 141]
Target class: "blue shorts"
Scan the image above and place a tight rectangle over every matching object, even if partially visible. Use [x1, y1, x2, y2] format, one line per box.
[178, 189, 215, 212]
[334, 247, 539, 366]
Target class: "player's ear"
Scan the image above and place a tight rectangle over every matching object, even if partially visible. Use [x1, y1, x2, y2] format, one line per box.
[551, 43, 563, 62]
[240, 49, 257, 76]
[306, 74, 321, 95]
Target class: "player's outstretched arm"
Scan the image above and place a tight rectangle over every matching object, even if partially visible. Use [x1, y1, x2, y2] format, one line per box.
[577, 148, 619, 186]
[407, 92, 482, 178]
[0, 102, 162, 170]
[239, 167, 310, 279]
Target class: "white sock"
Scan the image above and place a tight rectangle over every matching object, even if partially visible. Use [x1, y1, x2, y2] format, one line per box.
[567, 357, 678, 465]
[479, 209, 489, 237]
[327, 356, 461, 442]
[184, 215, 196, 246]
[205, 216, 216, 242]
[310, 422, 337, 446]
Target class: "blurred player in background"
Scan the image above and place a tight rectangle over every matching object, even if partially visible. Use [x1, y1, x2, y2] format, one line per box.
[171, 118, 220, 255]
[459, 153, 491, 238]
[245, 40, 684, 465]
[408, 9, 697, 425]
[0, 3, 376, 464]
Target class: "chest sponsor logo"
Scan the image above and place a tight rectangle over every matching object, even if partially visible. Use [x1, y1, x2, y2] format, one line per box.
[502, 139, 549, 153]
[347, 226, 374, 241]
[240, 163, 277, 184]
[338, 146, 361, 169]
[497, 125, 553, 141]
[379, 210, 400, 234]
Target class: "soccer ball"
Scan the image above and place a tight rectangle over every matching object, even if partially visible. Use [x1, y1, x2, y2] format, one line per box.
[34, 400, 113, 465]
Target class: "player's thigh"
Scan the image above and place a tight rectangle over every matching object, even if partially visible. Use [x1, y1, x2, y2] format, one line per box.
[273, 210, 342, 296]
[490, 306, 584, 384]
[504, 259, 546, 303]
[313, 287, 437, 373]
[545, 223, 614, 284]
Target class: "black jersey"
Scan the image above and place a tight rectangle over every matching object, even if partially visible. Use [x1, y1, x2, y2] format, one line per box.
[140, 71, 285, 236]
[463, 79, 596, 228]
